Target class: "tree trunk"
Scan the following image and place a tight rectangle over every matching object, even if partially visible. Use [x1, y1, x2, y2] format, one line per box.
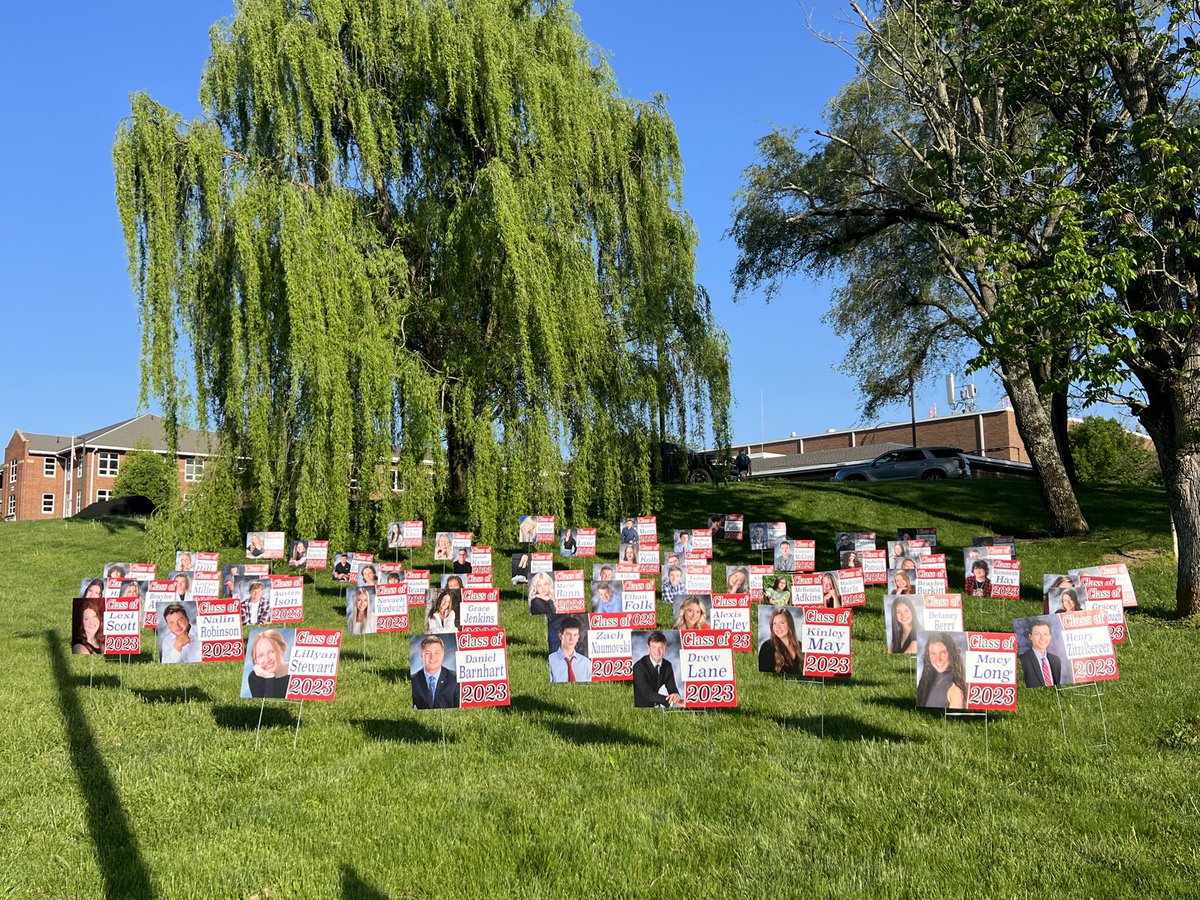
[1137, 369, 1200, 618]
[446, 417, 470, 501]
[1049, 386, 1078, 487]
[1001, 359, 1090, 535]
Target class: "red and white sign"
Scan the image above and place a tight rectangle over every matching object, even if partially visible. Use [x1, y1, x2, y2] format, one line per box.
[721, 514, 744, 541]
[535, 517, 556, 544]
[916, 567, 949, 595]
[400, 521, 424, 549]
[802, 607, 852, 677]
[710, 593, 752, 652]
[103, 597, 141, 655]
[374, 583, 409, 632]
[791, 573, 824, 606]
[691, 528, 713, 559]
[379, 562, 404, 581]
[192, 571, 220, 600]
[451, 532, 473, 552]
[793, 540, 816, 573]
[1071, 564, 1137, 607]
[305, 541, 329, 570]
[1060, 608, 1119, 683]
[128, 563, 157, 583]
[637, 544, 661, 575]
[902, 528, 939, 546]
[194, 552, 220, 572]
[837, 568, 866, 607]
[923, 594, 965, 632]
[198, 599, 244, 662]
[464, 572, 493, 590]
[861, 549, 888, 586]
[460, 588, 500, 629]
[614, 562, 640, 582]
[1079, 579, 1127, 644]
[574, 528, 597, 557]
[530, 553, 554, 575]
[144, 581, 176, 629]
[405, 570, 429, 607]
[286, 629, 342, 701]
[922, 553, 947, 573]
[247, 532, 286, 560]
[268, 575, 305, 623]
[743, 564, 774, 602]
[679, 629, 737, 707]
[554, 570, 586, 614]
[990, 559, 1022, 600]
[457, 628, 511, 707]
[587, 618, 633, 681]
[684, 550, 709, 567]
[619, 579, 657, 628]
[684, 565, 713, 594]
[965, 632, 1018, 710]
[636, 516, 658, 545]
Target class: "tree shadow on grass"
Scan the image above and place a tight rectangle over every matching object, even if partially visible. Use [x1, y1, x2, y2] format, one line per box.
[865, 695, 920, 713]
[341, 865, 390, 900]
[212, 704, 296, 731]
[372, 666, 412, 686]
[351, 717, 453, 744]
[45, 630, 156, 899]
[504, 694, 573, 717]
[540, 719, 655, 747]
[131, 687, 213, 705]
[70, 674, 122, 690]
[770, 712, 918, 743]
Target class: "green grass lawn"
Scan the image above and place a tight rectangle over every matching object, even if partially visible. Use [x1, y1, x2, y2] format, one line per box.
[4, 480, 1198, 898]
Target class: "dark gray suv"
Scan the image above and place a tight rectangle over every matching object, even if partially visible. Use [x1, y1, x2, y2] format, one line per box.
[832, 447, 971, 482]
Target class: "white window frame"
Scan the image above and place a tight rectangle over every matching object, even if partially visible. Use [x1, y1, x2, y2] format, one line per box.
[184, 457, 205, 482]
[75, 490, 82, 514]
[42, 493, 54, 514]
[97, 489, 113, 503]
[8, 459, 15, 483]
[44, 457, 56, 477]
[6, 494, 14, 517]
[97, 451, 120, 477]
[391, 469, 400, 492]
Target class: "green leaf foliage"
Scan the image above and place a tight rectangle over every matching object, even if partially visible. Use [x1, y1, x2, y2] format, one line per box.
[112, 444, 177, 510]
[1070, 415, 1160, 486]
[114, 0, 730, 547]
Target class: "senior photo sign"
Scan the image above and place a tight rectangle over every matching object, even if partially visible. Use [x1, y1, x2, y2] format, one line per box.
[710, 593, 752, 652]
[802, 607, 852, 678]
[374, 583, 410, 632]
[198, 599, 244, 662]
[457, 628, 511, 707]
[586, 616, 634, 681]
[285, 629, 342, 701]
[963, 632, 1019, 711]
[103, 597, 141, 655]
[679, 629, 737, 708]
[268, 575, 305, 623]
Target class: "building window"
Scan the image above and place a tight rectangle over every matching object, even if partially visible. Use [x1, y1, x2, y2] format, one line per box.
[42, 494, 54, 514]
[98, 452, 120, 477]
[6, 494, 14, 517]
[391, 469, 400, 492]
[43, 457, 56, 477]
[97, 489, 112, 503]
[8, 459, 15, 483]
[184, 457, 205, 482]
[75, 491, 82, 514]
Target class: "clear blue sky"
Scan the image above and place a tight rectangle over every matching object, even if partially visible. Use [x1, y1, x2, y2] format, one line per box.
[0, 1, 1002, 447]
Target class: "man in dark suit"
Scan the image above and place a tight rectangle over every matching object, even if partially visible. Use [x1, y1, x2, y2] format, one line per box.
[1019, 620, 1063, 687]
[633, 631, 682, 708]
[412, 634, 460, 709]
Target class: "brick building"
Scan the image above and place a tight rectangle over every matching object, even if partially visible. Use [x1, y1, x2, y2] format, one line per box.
[734, 407, 1036, 480]
[3, 414, 216, 522]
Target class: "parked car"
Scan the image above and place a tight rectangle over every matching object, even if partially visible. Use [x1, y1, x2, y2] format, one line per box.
[832, 447, 971, 482]
[657, 442, 727, 484]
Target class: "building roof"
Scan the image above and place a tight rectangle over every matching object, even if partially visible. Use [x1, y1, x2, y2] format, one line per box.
[752, 442, 911, 476]
[14, 414, 217, 456]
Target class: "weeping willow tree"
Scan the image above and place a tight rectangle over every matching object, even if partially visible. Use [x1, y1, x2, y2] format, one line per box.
[115, 0, 730, 546]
